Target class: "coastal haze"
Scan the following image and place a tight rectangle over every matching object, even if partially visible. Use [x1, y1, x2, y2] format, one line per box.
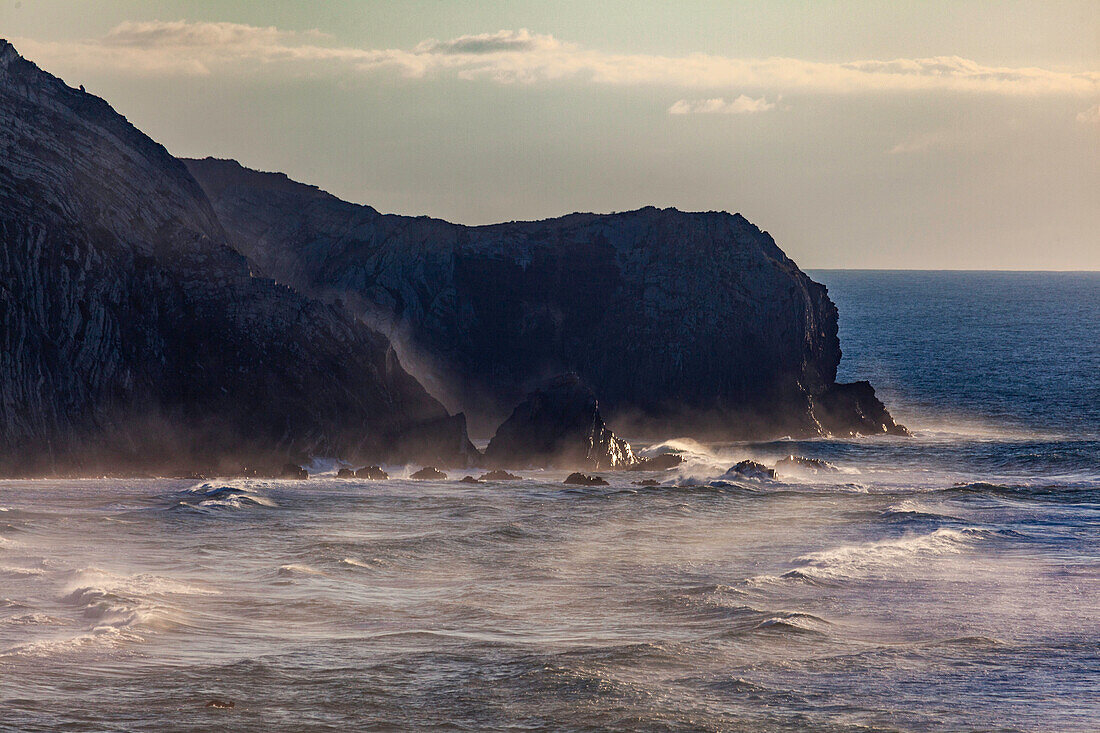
[1, 2, 1099, 732]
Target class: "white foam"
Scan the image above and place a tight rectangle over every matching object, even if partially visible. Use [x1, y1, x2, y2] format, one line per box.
[789, 528, 986, 580]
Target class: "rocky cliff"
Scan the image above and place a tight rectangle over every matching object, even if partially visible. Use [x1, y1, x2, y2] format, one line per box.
[0, 41, 476, 475]
[184, 158, 905, 439]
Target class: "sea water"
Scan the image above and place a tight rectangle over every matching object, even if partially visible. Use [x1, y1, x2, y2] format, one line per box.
[1, 271, 1097, 732]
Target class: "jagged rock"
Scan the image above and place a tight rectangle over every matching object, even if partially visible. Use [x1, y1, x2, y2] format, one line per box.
[479, 470, 522, 481]
[458, 475, 482, 484]
[813, 381, 909, 437]
[354, 466, 388, 480]
[628, 454, 685, 471]
[724, 460, 777, 480]
[410, 466, 447, 480]
[563, 473, 609, 486]
[631, 479, 660, 486]
[0, 41, 474, 476]
[337, 468, 355, 478]
[184, 157, 904, 440]
[775, 455, 839, 473]
[386, 413, 480, 468]
[483, 375, 634, 470]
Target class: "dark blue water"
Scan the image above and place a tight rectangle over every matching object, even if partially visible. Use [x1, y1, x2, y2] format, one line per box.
[815, 270, 1100, 437]
[1, 271, 1097, 732]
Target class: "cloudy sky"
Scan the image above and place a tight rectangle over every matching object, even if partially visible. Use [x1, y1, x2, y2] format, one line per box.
[3, 0, 1098, 269]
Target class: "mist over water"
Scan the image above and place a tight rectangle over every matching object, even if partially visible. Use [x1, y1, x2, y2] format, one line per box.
[2, 272, 1099, 731]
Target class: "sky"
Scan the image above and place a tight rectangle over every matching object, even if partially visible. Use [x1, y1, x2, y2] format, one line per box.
[2, 1, 1098, 269]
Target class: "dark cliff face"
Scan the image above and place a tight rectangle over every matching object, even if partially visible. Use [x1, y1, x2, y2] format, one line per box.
[185, 157, 899, 439]
[0, 41, 474, 475]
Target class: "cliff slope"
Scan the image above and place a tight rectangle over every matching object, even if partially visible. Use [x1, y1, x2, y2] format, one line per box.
[0, 41, 474, 475]
[185, 157, 904, 439]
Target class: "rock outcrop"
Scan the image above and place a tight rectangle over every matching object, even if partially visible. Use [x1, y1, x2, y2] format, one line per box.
[723, 461, 777, 480]
[484, 375, 635, 470]
[563, 473, 609, 486]
[183, 157, 905, 440]
[0, 41, 474, 476]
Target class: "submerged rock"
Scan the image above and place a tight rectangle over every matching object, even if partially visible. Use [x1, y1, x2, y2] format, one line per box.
[410, 466, 447, 480]
[484, 375, 634, 470]
[724, 460, 776, 480]
[354, 466, 389, 480]
[563, 472, 609, 486]
[631, 479, 661, 486]
[775, 455, 839, 473]
[479, 470, 522, 481]
[459, 475, 482, 484]
[628, 454, 685, 471]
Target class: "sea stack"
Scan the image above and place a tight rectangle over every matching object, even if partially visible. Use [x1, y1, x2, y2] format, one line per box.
[484, 375, 635, 470]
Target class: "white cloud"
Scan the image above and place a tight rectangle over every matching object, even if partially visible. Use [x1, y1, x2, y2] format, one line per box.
[1077, 103, 1100, 124]
[669, 96, 775, 114]
[12, 20, 1100, 96]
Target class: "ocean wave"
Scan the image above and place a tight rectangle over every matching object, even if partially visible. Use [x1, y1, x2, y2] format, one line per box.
[753, 612, 830, 635]
[175, 483, 278, 511]
[788, 527, 994, 581]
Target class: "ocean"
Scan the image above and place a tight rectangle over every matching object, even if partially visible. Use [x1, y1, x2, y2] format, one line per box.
[1, 271, 1098, 732]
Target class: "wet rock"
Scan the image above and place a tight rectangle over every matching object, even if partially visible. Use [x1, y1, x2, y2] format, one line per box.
[337, 468, 355, 478]
[479, 470, 522, 481]
[724, 460, 776, 480]
[279, 463, 308, 480]
[459, 475, 482, 484]
[354, 466, 389, 480]
[628, 453, 685, 471]
[631, 479, 660, 486]
[775, 455, 839, 473]
[410, 467, 447, 480]
[484, 375, 634, 470]
[563, 472, 609, 486]
[204, 699, 234, 709]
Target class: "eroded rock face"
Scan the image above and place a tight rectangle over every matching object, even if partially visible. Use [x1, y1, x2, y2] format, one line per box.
[183, 157, 903, 440]
[813, 381, 910, 437]
[0, 41, 470, 476]
[484, 375, 635, 470]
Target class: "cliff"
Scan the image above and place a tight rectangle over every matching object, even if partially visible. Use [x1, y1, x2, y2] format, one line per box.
[184, 158, 905, 439]
[0, 41, 476, 475]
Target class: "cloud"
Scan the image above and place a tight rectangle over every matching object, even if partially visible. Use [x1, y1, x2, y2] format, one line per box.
[12, 20, 1100, 97]
[1077, 103, 1100, 124]
[414, 28, 564, 55]
[887, 131, 952, 155]
[669, 96, 775, 114]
